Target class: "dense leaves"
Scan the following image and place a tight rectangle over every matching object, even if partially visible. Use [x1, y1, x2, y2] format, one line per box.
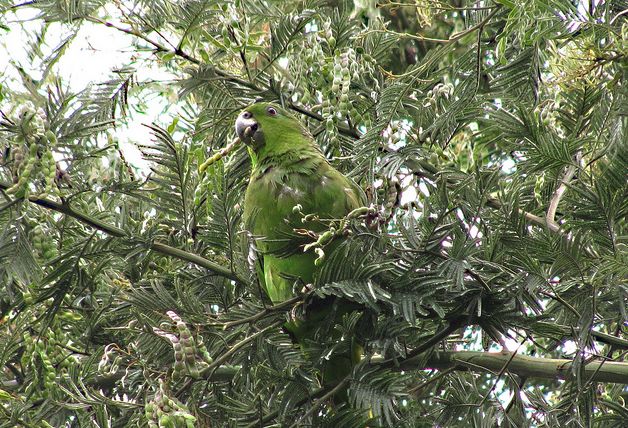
[0, 1, 626, 427]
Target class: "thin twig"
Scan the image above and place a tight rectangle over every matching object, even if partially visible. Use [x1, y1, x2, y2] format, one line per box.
[216, 294, 307, 329]
[380, 317, 467, 369]
[175, 321, 283, 397]
[504, 376, 527, 417]
[85, 17, 175, 58]
[244, 385, 328, 428]
[479, 337, 528, 406]
[485, 197, 549, 230]
[407, 367, 456, 396]
[539, 290, 579, 317]
[545, 153, 581, 232]
[288, 376, 351, 428]
[204, 321, 282, 376]
[359, 6, 501, 45]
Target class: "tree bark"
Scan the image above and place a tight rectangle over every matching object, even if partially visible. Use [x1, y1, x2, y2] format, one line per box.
[78, 350, 628, 391]
[399, 350, 628, 384]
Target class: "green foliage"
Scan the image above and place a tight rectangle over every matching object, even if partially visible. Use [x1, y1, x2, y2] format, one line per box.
[0, 1, 626, 427]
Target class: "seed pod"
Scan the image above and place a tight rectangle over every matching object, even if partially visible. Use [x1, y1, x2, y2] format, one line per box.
[319, 229, 335, 246]
[158, 415, 175, 428]
[43, 248, 57, 259]
[314, 248, 325, 266]
[179, 328, 191, 341]
[184, 348, 196, 362]
[44, 130, 57, 146]
[23, 290, 33, 305]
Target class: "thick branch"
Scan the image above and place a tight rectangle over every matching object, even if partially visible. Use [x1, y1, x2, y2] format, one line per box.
[0, 183, 244, 283]
[76, 349, 628, 395]
[399, 351, 628, 384]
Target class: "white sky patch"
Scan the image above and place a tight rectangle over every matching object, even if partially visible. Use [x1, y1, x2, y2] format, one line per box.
[418, 180, 430, 197]
[469, 224, 482, 240]
[562, 340, 578, 355]
[57, 25, 133, 89]
[400, 185, 417, 206]
[503, 337, 520, 352]
[399, 173, 418, 206]
[1, 7, 178, 174]
[304, 22, 319, 33]
[501, 158, 516, 173]
[277, 57, 289, 69]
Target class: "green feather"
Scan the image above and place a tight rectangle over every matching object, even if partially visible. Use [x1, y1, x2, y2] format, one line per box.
[241, 103, 364, 302]
[240, 103, 365, 391]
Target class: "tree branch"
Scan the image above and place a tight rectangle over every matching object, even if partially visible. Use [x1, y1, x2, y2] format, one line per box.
[486, 197, 550, 229]
[288, 102, 361, 139]
[401, 350, 628, 384]
[175, 321, 284, 397]
[215, 294, 307, 329]
[545, 153, 581, 232]
[76, 348, 628, 397]
[84, 365, 237, 391]
[359, 6, 500, 45]
[288, 376, 352, 428]
[377, 317, 468, 369]
[0, 182, 245, 283]
[85, 16, 173, 57]
[244, 384, 330, 428]
[203, 321, 283, 376]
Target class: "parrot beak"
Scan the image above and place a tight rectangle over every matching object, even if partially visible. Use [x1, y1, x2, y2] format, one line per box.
[235, 111, 259, 145]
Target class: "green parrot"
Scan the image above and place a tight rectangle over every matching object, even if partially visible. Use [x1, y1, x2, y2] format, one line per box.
[236, 102, 365, 389]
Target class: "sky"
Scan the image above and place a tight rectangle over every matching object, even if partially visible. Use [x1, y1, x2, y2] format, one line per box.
[0, 5, 178, 172]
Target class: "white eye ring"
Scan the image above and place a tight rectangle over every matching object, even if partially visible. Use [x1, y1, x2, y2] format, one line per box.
[267, 107, 277, 116]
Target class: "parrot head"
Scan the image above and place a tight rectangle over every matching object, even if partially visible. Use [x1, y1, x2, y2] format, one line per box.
[235, 103, 309, 152]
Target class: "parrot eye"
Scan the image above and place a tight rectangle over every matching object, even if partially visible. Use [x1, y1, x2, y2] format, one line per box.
[267, 107, 277, 116]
